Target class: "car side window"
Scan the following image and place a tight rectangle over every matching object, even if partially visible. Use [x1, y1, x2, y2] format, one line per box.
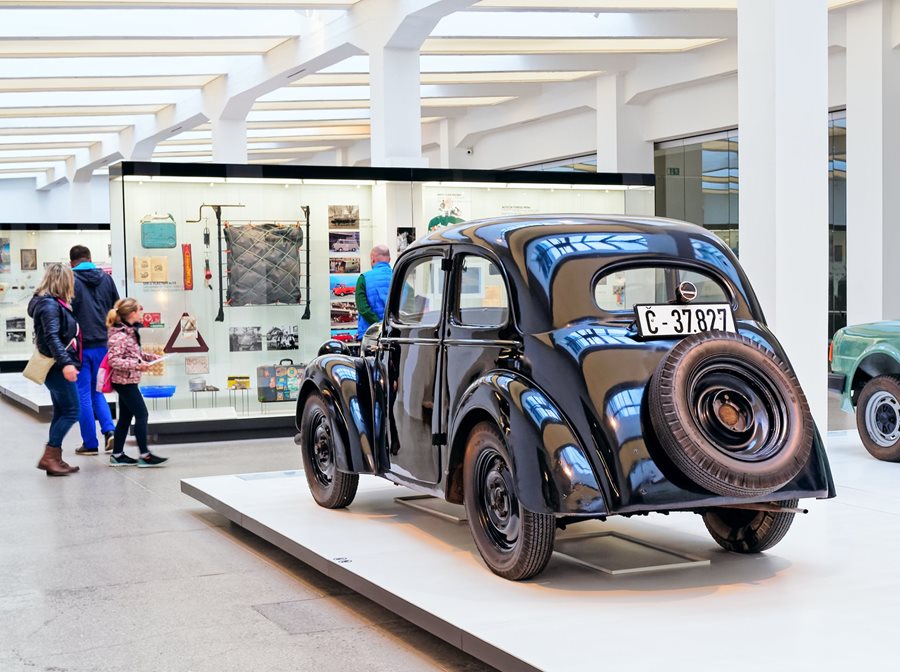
[456, 255, 509, 327]
[395, 256, 444, 327]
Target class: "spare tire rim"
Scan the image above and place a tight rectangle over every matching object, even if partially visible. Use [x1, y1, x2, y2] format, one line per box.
[865, 391, 900, 447]
[689, 360, 787, 462]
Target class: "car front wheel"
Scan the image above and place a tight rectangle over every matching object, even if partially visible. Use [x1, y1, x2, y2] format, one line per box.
[702, 499, 799, 553]
[856, 376, 900, 462]
[300, 392, 358, 508]
[463, 422, 555, 580]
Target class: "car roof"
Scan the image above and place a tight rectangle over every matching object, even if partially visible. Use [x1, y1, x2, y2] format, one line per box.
[419, 213, 709, 248]
[402, 214, 763, 332]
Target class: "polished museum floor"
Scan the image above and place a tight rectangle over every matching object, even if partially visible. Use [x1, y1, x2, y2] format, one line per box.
[1, 394, 893, 672]
[0, 399, 491, 672]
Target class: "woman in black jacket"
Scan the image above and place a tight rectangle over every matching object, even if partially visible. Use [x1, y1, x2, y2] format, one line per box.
[27, 263, 82, 476]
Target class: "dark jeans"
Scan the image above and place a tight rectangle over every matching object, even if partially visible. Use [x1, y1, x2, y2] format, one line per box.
[44, 367, 80, 449]
[75, 346, 115, 448]
[112, 383, 148, 456]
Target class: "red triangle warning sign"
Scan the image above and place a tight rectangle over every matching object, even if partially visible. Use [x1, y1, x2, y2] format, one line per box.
[163, 312, 209, 353]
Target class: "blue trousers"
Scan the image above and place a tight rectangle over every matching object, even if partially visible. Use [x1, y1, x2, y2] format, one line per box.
[75, 346, 115, 448]
[44, 367, 80, 449]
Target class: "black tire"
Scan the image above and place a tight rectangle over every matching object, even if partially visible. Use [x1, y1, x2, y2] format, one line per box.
[299, 392, 358, 509]
[648, 331, 813, 497]
[856, 376, 900, 462]
[702, 499, 799, 553]
[463, 422, 555, 581]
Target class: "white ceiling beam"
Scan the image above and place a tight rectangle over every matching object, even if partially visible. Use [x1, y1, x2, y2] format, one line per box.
[0, 90, 194, 107]
[36, 160, 74, 191]
[0, 115, 154, 130]
[317, 52, 635, 73]
[623, 39, 735, 103]
[260, 82, 534, 101]
[219, 0, 478, 120]
[0, 9, 313, 38]
[0, 1, 358, 7]
[0, 56, 244, 79]
[432, 10, 736, 38]
[453, 78, 596, 147]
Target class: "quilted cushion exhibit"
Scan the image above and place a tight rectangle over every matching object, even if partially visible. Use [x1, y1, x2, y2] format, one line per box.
[224, 222, 304, 306]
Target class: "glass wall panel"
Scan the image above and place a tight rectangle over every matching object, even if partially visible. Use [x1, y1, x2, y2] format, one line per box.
[654, 116, 845, 339]
[829, 111, 847, 337]
[0, 224, 111, 369]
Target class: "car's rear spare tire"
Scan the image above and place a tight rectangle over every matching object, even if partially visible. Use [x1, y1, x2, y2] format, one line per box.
[648, 331, 813, 497]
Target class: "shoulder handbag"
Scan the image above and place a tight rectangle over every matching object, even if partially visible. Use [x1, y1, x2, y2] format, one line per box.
[95, 352, 113, 394]
[23, 349, 54, 385]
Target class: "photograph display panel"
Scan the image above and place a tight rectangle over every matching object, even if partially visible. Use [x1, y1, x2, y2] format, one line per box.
[112, 168, 653, 416]
[114, 177, 375, 414]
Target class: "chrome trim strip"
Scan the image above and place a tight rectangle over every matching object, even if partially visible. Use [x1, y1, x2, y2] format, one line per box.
[443, 339, 520, 347]
[380, 337, 440, 345]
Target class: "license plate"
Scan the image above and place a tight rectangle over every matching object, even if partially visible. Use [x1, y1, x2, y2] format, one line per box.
[634, 303, 736, 338]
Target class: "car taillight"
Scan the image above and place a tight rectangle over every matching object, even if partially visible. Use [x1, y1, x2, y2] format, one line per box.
[828, 341, 833, 364]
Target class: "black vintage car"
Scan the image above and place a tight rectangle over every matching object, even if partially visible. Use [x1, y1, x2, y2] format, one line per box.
[295, 215, 835, 580]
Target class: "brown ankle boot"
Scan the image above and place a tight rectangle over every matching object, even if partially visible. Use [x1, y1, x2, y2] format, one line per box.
[58, 454, 80, 474]
[37, 445, 73, 476]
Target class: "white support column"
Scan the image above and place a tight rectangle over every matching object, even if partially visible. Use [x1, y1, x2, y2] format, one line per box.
[370, 46, 427, 168]
[737, 0, 829, 429]
[845, 0, 900, 325]
[595, 74, 653, 174]
[211, 118, 248, 164]
[438, 118, 452, 168]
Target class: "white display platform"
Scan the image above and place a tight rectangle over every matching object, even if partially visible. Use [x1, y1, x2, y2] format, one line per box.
[181, 456, 897, 672]
[0, 371, 115, 414]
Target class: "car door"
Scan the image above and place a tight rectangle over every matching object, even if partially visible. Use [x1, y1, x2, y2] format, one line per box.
[380, 250, 448, 484]
[443, 251, 518, 429]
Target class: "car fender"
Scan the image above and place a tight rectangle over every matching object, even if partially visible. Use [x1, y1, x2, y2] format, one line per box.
[846, 342, 900, 409]
[446, 372, 607, 515]
[296, 354, 379, 474]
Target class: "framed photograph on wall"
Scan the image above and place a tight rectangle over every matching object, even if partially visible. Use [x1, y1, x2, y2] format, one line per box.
[20, 248, 37, 271]
[328, 205, 360, 229]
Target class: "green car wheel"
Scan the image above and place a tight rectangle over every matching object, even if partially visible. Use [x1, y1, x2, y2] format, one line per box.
[856, 376, 900, 462]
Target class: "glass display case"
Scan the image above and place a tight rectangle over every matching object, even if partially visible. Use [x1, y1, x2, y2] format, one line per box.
[110, 162, 654, 423]
[0, 223, 111, 370]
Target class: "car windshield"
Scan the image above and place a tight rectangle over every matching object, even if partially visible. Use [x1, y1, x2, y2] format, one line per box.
[594, 266, 729, 312]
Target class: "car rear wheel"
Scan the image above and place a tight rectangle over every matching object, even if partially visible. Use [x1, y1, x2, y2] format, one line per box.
[702, 499, 799, 553]
[463, 422, 555, 580]
[300, 392, 358, 508]
[648, 331, 813, 497]
[856, 376, 900, 462]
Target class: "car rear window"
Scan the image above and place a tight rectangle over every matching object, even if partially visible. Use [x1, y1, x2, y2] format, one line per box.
[594, 266, 729, 312]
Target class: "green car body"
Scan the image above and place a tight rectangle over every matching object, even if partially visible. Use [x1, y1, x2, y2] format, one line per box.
[830, 321, 900, 460]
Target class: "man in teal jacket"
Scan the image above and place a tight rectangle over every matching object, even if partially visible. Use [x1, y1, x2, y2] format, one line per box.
[356, 245, 392, 339]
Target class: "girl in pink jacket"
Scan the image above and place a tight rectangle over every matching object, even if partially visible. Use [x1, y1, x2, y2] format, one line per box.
[106, 298, 168, 467]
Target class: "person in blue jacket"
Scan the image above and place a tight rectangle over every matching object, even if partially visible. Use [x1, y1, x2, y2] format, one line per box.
[69, 245, 119, 455]
[356, 245, 392, 339]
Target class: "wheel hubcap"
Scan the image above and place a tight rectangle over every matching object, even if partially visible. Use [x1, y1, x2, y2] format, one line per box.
[308, 412, 335, 486]
[866, 391, 900, 447]
[689, 360, 787, 462]
[475, 448, 520, 552]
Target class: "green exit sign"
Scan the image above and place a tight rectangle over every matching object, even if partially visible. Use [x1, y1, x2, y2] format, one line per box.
[667, 167, 681, 176]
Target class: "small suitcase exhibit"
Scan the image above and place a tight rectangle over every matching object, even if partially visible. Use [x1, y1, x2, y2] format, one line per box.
[257, 358, 304, 402]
